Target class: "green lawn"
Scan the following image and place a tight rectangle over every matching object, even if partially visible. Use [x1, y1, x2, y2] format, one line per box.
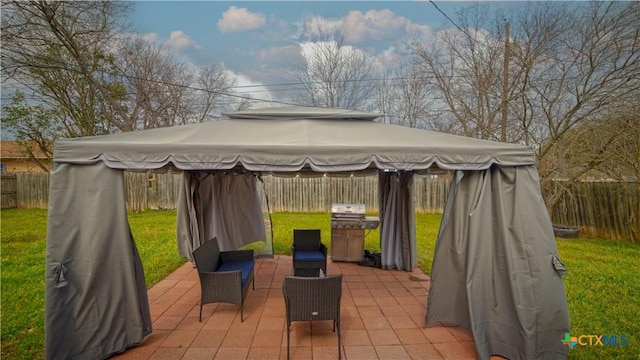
[1, 209, 638, 359]
[555, 237, 640, 359]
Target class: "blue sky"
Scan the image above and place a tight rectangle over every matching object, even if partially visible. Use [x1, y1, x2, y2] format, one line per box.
[129, 1, 519, 100]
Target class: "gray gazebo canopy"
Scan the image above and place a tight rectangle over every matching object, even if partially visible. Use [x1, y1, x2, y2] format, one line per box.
[45, 106, 570, 360]
[53, 106, 534, 171]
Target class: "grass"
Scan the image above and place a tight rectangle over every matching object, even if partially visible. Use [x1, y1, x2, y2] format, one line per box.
[0, 209, 185, 359]
[1, 209, 638, 359]
[555, 236, 640, 360]
[125, 211, 186, 286]
[1, 209, 48, 360]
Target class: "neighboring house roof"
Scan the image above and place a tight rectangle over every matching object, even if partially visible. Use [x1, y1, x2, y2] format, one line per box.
[0, 140, 49, 159]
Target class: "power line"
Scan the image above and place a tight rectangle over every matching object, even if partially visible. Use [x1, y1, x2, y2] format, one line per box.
[226, 74, 473, 92]
[428, 1, 466, 34]
[3, 59, 479, 102]
[2, 41, 513, 107]
[2, 60, 301, 107]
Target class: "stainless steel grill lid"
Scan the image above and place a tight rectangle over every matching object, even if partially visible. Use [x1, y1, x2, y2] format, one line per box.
[331, 203, 379, 229]
[331, 203, 365, 218]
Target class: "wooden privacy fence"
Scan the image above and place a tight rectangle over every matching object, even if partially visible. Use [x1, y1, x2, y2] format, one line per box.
[2, 171, 450, 213]
[550, 181, 639, 243]
[1, 172, 49, 209]
[125, 172, 183, 212]
[260, 175, 449, 212]
[4, 171, 639, 243]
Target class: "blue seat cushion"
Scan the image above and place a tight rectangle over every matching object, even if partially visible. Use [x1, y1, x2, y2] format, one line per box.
[295, 251, 325, 262]
[217, 260, 255, 286]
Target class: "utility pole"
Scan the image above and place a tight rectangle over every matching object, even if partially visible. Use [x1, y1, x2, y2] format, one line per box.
[501, 20, 510, 142]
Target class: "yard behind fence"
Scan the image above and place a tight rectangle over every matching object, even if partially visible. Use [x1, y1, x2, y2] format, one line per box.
[2, 171, 638, 243]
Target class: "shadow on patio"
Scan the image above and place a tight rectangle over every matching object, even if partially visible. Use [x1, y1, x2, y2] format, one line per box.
[111, 256, 480, 360]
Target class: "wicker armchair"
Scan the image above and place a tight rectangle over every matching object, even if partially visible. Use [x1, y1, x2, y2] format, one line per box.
[192, 237, 255, 322]
[283, 275, 343, 360]
[292, 229, 327, 277]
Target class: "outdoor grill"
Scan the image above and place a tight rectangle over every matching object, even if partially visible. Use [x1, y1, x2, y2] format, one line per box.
[330, 204, 380, 262]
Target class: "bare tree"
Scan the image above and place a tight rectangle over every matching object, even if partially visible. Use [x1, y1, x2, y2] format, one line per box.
[290, 25, 377, 110]
[113, 37, 190, 130]
[409, 4, 508, 140]
[507, 2, 571, 147]
[601, 105, 640, 183]
[1, 1, 134, 131]
[409, 2, 640, 212]
[375, 64, 437, 129]
[185, 65, 237, 123]
[520, 2, 639, 210]
[1, 1, 238, 159]
[553, 103, 640, 183]
[112, 38, 235, 130]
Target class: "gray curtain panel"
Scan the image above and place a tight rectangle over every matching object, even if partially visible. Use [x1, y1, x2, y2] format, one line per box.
[45, 163, 151, 359]
[177, 171, 267, 259]
[426, 166, 570, 360]
[378, 171, 417, 271]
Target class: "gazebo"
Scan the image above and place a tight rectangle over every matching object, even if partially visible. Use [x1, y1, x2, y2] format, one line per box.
[45, 107, 569, 359]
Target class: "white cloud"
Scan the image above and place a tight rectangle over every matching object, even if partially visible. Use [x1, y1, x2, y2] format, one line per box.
[304, 9, 431, 43]
[141, 32, 158, 43]
[343, 9, 404, 42]
[405, 22, 431, 39]
[257, 45, 304, 66]
[225, 70, 276, 108]
[218, 6, 266, 33]
[165, 30, 201, 52]
[375, 46, 404, 68]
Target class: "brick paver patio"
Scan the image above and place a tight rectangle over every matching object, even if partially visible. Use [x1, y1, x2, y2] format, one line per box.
[111, 256, 484, 360]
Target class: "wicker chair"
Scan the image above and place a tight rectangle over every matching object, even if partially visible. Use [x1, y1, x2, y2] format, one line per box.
[192, 237, 255, 322]
[292, 229, 327, 277]
[283, 275, 343, 360]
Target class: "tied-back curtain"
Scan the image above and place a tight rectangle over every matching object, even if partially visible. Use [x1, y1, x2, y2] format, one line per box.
[177, 171, 267, 260]
[45, 163, 151, 359]
[426, 166, 570, 360]
[177, 171, 212, 261]
[378, 171, 416, 271]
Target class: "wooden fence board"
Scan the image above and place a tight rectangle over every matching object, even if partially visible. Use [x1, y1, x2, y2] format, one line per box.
[1, 173, 17, 209]
[124, 172, 149, 212]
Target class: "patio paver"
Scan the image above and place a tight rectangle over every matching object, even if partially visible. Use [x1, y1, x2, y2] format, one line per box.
[110, 256, 499, 359]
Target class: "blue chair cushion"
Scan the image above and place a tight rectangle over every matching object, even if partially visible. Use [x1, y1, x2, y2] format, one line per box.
[218, 260, 255, 286]
[295, 251, 325, 262]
